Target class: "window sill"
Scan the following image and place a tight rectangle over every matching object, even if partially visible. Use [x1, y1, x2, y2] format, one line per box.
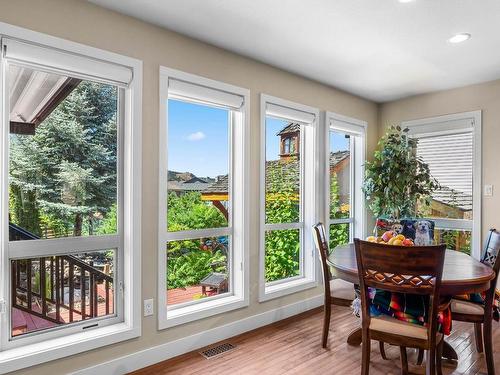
[259, 277, 318, 302]
[160, 295, 248, 329]
[0, 323, 140, 374]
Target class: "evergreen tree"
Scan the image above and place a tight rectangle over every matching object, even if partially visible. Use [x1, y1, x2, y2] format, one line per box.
[9, 81, 118, 237]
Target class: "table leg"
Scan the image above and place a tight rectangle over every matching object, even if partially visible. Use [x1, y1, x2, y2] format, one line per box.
[347, 327, 363, 346]
[442, 340, 458, 360]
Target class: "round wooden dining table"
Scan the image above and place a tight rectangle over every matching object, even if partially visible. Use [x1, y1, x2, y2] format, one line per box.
[327, 244, 496, 360]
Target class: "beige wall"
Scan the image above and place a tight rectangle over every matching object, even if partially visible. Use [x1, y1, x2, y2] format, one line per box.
[0, 0, 378, 373]
[379, 79, 500, 240]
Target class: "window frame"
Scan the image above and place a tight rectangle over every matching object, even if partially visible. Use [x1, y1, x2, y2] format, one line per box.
[259, 94, 319, 302]
[325, 112, 367, 246]
[402, 111, 482, 259]
[0, 22, 141, 373]
[158, 67, 249, 329]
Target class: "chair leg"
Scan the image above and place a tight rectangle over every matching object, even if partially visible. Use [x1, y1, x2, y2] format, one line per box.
[483, 319, 495, 375]
[474, 322, 484, 353]
[416, 349, 424, 366]
[426, 348, 436, 375]
[436, 339, 444, 375]
[361, 329, 371, 375]
[379, 341, 388, 360]
[322, 302, 331, 348]
[400, 347, 409, 375]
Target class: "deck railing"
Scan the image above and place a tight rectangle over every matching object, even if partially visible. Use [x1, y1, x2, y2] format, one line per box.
[9, 223, 113, 326]
[12, 255, 113, 325]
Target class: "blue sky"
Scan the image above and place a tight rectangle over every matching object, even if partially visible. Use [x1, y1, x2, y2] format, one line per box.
[168, 99, 349, 178]
[168, 99, 229, 178]
[330, 130, 350, 153]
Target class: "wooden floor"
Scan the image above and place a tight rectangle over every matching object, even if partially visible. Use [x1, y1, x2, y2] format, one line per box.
[132, 306, 500, 375]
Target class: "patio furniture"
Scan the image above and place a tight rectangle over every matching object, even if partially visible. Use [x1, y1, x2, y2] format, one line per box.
[450, 228, 500, 375]
[354, 239, 447, 375]
[200, 272, 228, 296]
[327, 244, 495, 366]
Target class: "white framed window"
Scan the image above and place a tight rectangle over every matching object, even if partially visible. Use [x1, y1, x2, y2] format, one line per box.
[158, 67, 249, 328]
[326, 112, 366, 249]
[0, 24, 141, 373]
[403, 111, 481, 258]
[259, 94, 319, 302]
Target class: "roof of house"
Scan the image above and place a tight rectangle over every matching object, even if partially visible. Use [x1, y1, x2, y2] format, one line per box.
[202, 174, 229, 194]
[184, 176, 209, 184]
[276, 123, 300, 136]
[202, 151, 351, 196]
[329, 150, 350, 169]
[168, 180, 212, 192]
[9, 65, 80, 135]
[432, 186, 472, 212]
[200, 148, 470, 212]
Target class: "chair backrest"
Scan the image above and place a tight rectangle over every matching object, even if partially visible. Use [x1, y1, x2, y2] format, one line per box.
[482, 229, 500, 301]
[312, 223, 331, 301]
[354, 239, 446, 339]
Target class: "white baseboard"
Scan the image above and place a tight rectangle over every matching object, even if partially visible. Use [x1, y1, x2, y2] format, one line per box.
[72, 295, 323, 375]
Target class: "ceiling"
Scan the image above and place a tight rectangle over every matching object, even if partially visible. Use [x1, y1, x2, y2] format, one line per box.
[89, 0, 500, 102]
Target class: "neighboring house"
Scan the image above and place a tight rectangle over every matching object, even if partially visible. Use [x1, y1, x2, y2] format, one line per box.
[277, 123, 300, 160]
[168, 176, 215, 195]
[430, 186, 473, 220]
[200, 122, 352, 213]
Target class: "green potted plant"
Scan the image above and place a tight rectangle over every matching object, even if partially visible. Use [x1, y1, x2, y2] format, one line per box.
[362, 125, 439, 233]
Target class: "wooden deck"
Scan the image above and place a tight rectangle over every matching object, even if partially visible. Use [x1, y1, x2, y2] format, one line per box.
[167, 286, 204, 306]
[131, 306, 500, 375]
[13, 284, 217, 335]
[167, 285, 220, 306]
[12, 283, 114, 336]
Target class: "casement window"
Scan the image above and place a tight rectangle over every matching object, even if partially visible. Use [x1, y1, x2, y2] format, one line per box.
[0, 27, 141, 373]
[326, 112, 366, 249]
[158, 67, 249, 328]
[259, 94, 319, 301]
[403, 111, 481, 258]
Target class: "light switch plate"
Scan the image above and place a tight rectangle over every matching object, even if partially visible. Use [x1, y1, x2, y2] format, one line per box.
[144, 298, 154, 316]
[484, 184, 493, 197]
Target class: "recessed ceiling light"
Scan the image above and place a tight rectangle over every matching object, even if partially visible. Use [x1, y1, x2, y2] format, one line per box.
[448, 33, 471, 44]
[398, 0, 415, 3]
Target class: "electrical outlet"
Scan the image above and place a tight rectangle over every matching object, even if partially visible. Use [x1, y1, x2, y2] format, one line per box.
[144, 298, 154, 317]
[484, 184, 493, 197]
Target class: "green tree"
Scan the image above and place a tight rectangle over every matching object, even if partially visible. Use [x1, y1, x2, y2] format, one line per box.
[167, 192, 227, 231]
[329, 172, 349, 249]
[166, 192, 228, 290]
[264, 159, 300, 282]
[9, 81, 118, 237]
[363, 125, 439, 220]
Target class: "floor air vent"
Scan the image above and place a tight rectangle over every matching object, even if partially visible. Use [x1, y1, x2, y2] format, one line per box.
[200, 343, 236, 359]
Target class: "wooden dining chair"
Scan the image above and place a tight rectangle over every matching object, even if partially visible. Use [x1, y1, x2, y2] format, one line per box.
[354, 239, 447, 375]
[450, 228, 500, 375]
[313, 223, 357, 348]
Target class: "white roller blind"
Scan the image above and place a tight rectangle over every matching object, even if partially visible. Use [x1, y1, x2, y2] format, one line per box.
[415, 131, 473, 196]
[406, 118, 473, 136]
[168, 78, 244, 110]
[2, 38, 133, 86]
[266, 103, 316, 124]
[330, 119, 365, 136]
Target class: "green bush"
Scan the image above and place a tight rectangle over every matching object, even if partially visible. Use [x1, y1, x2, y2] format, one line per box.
[166, 193, 228, 290]
[329, 172, 350, 249]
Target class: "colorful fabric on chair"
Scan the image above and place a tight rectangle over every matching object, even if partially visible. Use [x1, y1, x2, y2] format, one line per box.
[370, 289, 452, 335]
[453, 291, 500, 321]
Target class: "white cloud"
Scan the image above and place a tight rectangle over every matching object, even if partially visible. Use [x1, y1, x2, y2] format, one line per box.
[186, 131, 206, 141]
